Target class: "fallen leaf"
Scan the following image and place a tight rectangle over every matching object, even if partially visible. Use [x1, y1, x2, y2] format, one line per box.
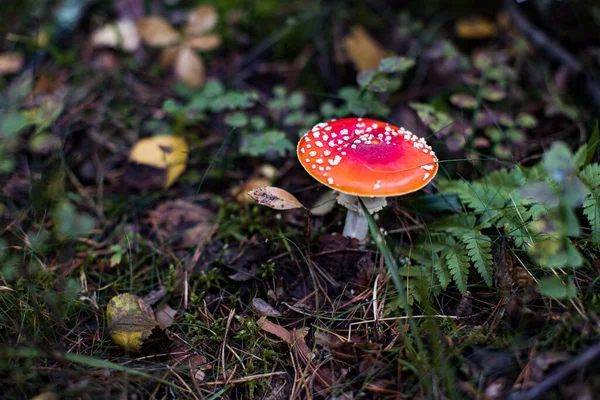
[160, 46, 180, 67]
[107, 293, 158, 352]
[155, 303, 177, 328]
[343, 26, 384, 72]
[148, 199, 215, 247]
[185, 34, 222, 51]
[252, 298, 282, 317]
[229, 264, 257, 281]
[231, 177, 271, 204]
[129, 135, 189, 187]
[0, 52, 24, 76]
[91, 19, 140, 52]
[175, 46, 205, 88]
[185, 5, 218, 37]
[455, 16, 498, 39]
[141, 285, 168, 305]
[137, 16, 180, 47]
[247, 186, 305, 210]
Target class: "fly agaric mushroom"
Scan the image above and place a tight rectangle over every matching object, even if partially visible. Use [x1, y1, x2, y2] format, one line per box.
[297, 117, 438, 241]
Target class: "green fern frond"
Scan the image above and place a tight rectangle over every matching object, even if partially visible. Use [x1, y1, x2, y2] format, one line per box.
[431, 214, 476, 234]
[579, 163, 600, 243]
[444, 246, 470, 294]
[462, 232, 494, 286]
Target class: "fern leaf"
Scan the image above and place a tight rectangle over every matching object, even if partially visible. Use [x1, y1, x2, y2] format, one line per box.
[462, 232, 494, 286]
[579, 163, 600, 243]
[444, 246, 470, 294]
[431, 214, 476, 235]
[434, 259, 451, 289]
[583, 194, 600, 243]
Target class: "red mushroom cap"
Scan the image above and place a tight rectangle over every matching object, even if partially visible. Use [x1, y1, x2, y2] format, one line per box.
[297, 118, 438, 197]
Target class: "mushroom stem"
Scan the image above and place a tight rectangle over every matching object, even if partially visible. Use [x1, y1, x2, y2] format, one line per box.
[337, 193, 387, 242]
[342, 208, 369, 241]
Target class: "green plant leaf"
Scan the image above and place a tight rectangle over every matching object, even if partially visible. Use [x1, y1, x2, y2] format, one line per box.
[0, 111, 30, 139]
[462, 232, 493, 286]
[538, 275, 577, 299]
[378, 56, 415, 73]
[444, 246, 470, 294]
[240, 130, 294, 157]
[225, 112, 249, 128]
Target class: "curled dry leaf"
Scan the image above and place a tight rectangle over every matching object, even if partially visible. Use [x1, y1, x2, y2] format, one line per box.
[137, 16, 180, 47]
[247, 186, 305, 210]
[185, 5, 218, 37]
[343, 26, 384, 72]
[0, 52, 24, 76]
[107, 293, 158, 352]
[185, 34, 222, 51]
[175, 46, 205, 88]
[231, 177, 270, 204]
[91, 20, 140, 52]
[129, 135, 189, 187]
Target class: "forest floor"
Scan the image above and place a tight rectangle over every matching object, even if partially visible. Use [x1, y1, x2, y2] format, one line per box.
[1, 1, 600, 399]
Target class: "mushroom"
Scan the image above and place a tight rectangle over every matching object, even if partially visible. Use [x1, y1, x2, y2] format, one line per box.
[297, 117, 439, 241]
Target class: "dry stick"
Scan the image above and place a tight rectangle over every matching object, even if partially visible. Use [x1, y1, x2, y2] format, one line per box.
[507, 341, 600, 400]
[202, 371, 287, 386]
[504, 0, 600, 112]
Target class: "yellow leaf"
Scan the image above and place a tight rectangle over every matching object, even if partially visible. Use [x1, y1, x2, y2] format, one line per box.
[185, 5, 218, 37]
[137, 16, 180, 47]
[91, 20, 140, 52]
[0, 52, 24, 76]
[185, 34, 221, 51]
[343, 26, 384, 72]
[247, 186, 305, 210]
[175, 46, 205, 88]
[107, 293, 157, 352]
[129, 135, 189, 187]
[455, 16, 498, 39]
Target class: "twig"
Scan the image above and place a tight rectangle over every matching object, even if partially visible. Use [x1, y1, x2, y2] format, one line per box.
[201, 371, 287, 386]
[507, 341, 600, 400]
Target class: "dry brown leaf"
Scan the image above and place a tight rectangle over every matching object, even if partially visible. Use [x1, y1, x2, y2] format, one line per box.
[185, 34, 222, 51]
[343, 26, 384, 72]
[175, 46, 205, 88]
[185, 5, 218, 37]
[137, 16, 180, 47]
[91, 20, 140, 52]
[247, 186, 305, 210]
[160, 46, 180, 67]
[259, 317, 293, 343]
[0, 52, 24, 76]
[455, 16, 498, 39]
[231, 177, 270, 204]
